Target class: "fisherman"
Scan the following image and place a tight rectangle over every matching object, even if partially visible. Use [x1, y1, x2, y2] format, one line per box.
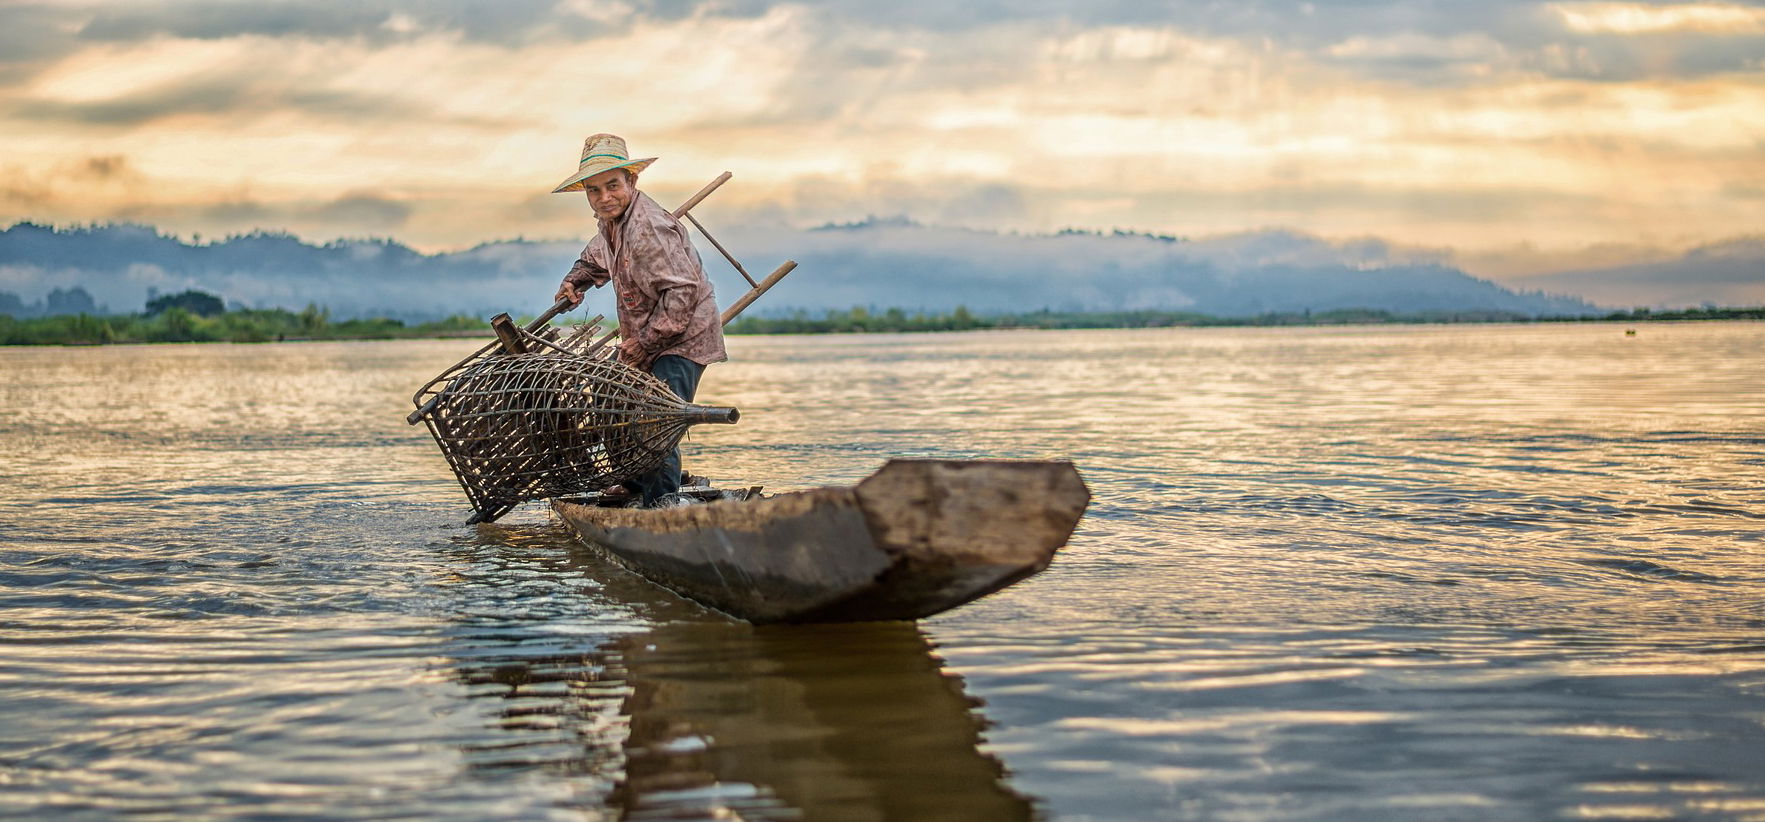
[550, 133, 726, 506]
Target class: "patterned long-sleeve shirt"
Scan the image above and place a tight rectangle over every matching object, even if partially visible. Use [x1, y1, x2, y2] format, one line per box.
[562, 191, 727, 368]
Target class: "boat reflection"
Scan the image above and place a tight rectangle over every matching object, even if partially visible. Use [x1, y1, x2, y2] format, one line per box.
[457, 617, 1034, 820]
[610, 620, 1033, 820]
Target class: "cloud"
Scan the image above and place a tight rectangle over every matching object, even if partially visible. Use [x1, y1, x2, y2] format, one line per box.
[79, 154, 131, 179]
[1501, 235, 1765, 307]
[306, 193, 412, 229]
[2, 0, 1763, 267]
[9, 77, 409, 127]
[688, 1, 1765, 81]
[1549, 2, 1765, 35]
[196, 199, 274, 224]
[78, 2, 403, 42]
[189, 193, 413, 234]
[10, 1, 1759, 98]
[0, 4, 82, 82]
[2, 32, 520, 129]
[0, 153, 146, 212]
[74, 0, 626, 46]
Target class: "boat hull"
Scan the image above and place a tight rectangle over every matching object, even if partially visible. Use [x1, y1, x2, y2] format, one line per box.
[551, 459, 1089, 623]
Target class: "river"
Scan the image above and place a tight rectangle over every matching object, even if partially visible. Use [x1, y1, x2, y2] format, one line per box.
[2, 322, 1762, 820]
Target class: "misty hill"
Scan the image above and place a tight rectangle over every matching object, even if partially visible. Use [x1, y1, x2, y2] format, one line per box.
[0, 222, 543, 322]
[762, 219, 1596, 317]
[0, 220, 1597, 321]
[0, 285, 101, 318]
[1506, 236, 1765, 309]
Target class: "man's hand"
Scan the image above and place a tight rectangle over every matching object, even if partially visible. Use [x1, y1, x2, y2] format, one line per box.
[554, 281, 582, 308]
[617, 336, 648, 369]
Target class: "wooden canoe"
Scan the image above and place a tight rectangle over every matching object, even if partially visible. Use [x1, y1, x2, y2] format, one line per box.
[550, 459, 1089, 624]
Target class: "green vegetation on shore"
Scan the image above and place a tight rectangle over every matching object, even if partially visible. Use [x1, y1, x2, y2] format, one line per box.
[3, 298, 1761, 346]
[0, 300, 489, 345]
[724, 304, 1765, 334]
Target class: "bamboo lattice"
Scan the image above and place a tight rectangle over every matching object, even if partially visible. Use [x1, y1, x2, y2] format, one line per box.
[409, 317, 738, 523]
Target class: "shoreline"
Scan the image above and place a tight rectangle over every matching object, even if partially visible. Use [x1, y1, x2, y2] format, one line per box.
[3, 306, 1761, 347]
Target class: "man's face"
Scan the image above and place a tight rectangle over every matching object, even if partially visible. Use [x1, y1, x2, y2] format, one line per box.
[582, 169, 635, 221]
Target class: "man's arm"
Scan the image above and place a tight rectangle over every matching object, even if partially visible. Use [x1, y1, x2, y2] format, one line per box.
[555, 243, 611, 307]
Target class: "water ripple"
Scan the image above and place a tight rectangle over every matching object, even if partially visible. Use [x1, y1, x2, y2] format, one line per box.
[5, 326, 1765, 820]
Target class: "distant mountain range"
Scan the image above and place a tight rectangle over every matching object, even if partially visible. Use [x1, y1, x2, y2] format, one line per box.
[1505, 237, 1765, 310]
[0, 219, 1600, 321]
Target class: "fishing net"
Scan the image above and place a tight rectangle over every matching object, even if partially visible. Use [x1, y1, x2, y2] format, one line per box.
[409, 315, 739, 522]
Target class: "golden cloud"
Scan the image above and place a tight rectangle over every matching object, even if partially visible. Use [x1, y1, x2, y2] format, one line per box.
[1551, 2, 1765, 34]
[1, 4, 1762, 261]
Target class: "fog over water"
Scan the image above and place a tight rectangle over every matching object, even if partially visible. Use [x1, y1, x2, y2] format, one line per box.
[2, 322, 1762, 820]
[0, 220, 1604, 321]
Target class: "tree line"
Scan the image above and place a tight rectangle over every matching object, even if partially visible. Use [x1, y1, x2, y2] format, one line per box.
[726, 305, 1765, 334]
[3, 290, 1761, 346]
[0, 289, 487, 345]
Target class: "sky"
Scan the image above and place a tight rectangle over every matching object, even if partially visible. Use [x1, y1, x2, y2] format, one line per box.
[1, 0, 1762, 301]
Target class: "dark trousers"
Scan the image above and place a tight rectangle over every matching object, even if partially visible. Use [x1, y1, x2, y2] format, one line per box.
[635, 354, 705, 506]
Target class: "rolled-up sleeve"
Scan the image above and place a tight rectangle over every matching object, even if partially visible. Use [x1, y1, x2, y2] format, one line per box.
[564, 240, 611, 289]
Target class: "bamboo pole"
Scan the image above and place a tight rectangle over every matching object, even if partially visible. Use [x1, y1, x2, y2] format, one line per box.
[720, 261, 798, 326]
[685, 212, 759, 288]
[671, 171, 732, 218]
[525, 298, 576, 334]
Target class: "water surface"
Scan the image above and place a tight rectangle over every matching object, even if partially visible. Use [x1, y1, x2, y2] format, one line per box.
[2, 322, 1763, 820]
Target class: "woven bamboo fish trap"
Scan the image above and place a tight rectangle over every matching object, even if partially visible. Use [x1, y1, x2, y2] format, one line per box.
[409, 315, 738, 523]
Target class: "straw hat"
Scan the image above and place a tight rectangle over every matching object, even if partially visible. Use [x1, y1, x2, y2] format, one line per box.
[551, 134, 656, 193]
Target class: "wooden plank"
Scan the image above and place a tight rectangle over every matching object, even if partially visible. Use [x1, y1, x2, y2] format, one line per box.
[490, 313, 527, 354]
